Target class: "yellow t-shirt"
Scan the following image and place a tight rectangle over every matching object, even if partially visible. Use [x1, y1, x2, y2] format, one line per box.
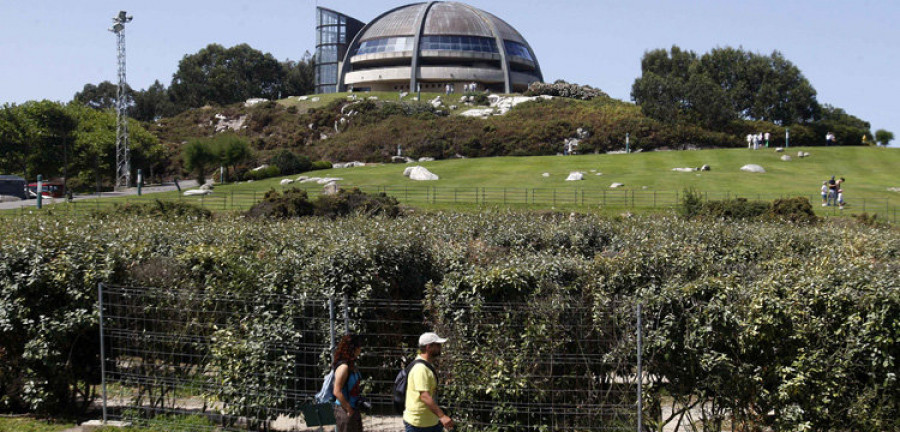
[403, 359, 438, 427]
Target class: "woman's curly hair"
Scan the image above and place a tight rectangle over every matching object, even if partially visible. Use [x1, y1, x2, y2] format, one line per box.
[332, 334, 361, 369]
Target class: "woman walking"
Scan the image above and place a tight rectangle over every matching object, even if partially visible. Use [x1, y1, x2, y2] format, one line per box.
[333, 334, 364, 432]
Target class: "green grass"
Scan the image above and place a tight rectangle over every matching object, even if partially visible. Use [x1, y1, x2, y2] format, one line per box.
[0, 416, 75, 432]
[7, 146, 899, 221]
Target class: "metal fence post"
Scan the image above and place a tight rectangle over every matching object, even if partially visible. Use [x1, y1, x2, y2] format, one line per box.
[329, 297, 336, 352]
[343, 293, 350, 333]
[98, 283, 108, 424]
[637, 303, 643, 432]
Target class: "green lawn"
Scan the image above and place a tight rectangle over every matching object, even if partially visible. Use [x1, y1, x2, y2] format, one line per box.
[0, 417, 74, 432]
[7, 146, 899, 220]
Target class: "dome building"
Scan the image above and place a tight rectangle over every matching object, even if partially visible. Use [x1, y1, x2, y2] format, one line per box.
[315, 2, 543, 94]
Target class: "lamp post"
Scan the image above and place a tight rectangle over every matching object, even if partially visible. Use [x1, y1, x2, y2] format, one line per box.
[626, 133, 630, 153]
[786, 128, 790, 148]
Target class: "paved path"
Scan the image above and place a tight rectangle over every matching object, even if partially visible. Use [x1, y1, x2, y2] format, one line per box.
[0, 180, 199, 211]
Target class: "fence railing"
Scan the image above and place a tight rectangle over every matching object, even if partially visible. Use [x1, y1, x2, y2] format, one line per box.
[98, 284, 641, 431]
[5, 184, 898, 222]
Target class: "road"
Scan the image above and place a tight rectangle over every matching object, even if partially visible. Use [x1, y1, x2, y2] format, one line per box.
[0, 180, 199, 211]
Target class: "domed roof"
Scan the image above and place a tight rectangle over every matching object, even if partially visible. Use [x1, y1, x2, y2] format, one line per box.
[357, 2, 528, 44]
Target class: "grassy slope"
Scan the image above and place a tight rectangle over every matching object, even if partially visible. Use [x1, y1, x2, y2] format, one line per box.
[227, 146, 899, 203]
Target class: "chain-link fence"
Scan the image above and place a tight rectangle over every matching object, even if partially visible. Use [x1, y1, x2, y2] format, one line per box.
[6, 185, 898, 222]
[98, 284, 642, 431]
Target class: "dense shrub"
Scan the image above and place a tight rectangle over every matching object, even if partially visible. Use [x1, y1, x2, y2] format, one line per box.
[524, 81, 610, 100]
[310, 160, 332, 170]
[97, 200, 212, 220]
[268, 149, 311, 175]
[0, 212, 896, 431]
[242, 165, 281, 181]
[246, 187, 400, 219]
[680, 190, 819, 224]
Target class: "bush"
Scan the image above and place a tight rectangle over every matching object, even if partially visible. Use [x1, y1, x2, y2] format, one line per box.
[680, 192, 818, 223]
[766, 197, 818, 224]
[313, 188, 400, 219]
[246, 188, 314, 219]
[310, 160, 332, 170]
[242, 165, 281, 181]
[245, 187, 400, 219]
[524, 80, 610, 100]
[97, 200, 212, 220]
[268, 149, 311, 176]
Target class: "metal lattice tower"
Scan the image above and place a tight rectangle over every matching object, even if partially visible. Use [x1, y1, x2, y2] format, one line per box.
[110, 11, 132, 190]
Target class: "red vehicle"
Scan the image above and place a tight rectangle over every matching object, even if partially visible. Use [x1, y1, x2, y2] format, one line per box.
[27, 182, 66, 198]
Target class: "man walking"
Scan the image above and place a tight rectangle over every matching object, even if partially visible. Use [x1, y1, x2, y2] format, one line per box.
[404, 332, 454, 431]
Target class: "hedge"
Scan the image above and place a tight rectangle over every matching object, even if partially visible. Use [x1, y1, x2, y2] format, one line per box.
[0, 212, 896, 431]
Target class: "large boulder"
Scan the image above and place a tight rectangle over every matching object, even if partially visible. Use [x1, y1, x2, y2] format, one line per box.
[323, 182, 340, 195]
[610, 183, 625, 188]
[781, 155, 792, 162]
[184, 189, 212, 196]
[700, 164, 711, 171]
[740, 164, 766, 173]
[565, 172, 584, 181]
[405, 166, 439, 181]
[280, 179, 294, 186]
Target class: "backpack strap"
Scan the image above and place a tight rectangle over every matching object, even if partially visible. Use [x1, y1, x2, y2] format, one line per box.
[407, 358, 438, 384]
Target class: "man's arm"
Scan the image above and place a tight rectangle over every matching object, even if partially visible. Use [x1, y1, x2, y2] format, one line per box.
[419, 391, 453, 429]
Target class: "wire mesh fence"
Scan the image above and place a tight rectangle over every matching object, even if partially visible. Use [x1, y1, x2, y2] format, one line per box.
[5, 184, 899, 222]
[98, 284, 642, 431]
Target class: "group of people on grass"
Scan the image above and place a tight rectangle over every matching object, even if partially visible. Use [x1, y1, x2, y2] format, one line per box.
[821, 176, 846, 209]
[746, 132, 770, 149]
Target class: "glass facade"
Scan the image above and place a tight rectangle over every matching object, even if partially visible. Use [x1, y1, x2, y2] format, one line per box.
[315, 8, 363, 94]
[504, 40, 534, 62]
[420, 35, 498, 54]
[354, 37, 415, 56]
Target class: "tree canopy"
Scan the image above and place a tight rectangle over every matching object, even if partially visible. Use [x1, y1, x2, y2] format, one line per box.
[632, 46, 821, 128]
[875, 129, 894, 147]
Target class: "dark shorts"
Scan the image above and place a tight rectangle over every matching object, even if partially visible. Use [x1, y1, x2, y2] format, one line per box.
[404, 420, 442, 432]
[334, 405, 362, 432]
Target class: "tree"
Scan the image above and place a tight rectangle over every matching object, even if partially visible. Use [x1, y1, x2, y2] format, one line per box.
[268, 149, 310, 176]
[182, 139, 218, 184]
[875, 129, 894, 147]
[132, 80, 177, 122]
[210, 133, 253, 181]
[632, 46, 821, 128]
[73, 81, 132, 111]
[280, 51, 316, 97]
[169, 44, 285, 110]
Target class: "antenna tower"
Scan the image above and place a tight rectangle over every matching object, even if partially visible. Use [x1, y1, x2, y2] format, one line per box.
[110, 11, 133, 190]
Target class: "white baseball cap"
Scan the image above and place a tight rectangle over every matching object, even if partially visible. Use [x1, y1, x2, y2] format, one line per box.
[418, 332, 448, 346]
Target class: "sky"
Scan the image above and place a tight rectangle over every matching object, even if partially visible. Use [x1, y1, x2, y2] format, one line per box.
[1, 1, 898, 145]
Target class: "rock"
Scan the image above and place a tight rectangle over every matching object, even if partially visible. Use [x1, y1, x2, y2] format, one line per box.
[700, 164, 711, 171]
[565, 172, 584, 181]
[610, 183, 625, 188]
[368, 96, 378, 100]
[596, 173, 604, 176]
[333, 161, 365, 169]
[405, 166, 439, 181]
[887, 187, 900, 193]
[542, 173, 550, 177]
[671, 167, 695, 172]
[781, 155, 792, 162]
[214, 114, 248, 133]
[460, 108, 496, 118]
[449, 105, 458, 110]
[183, 189, 212, 196]
[199, 182, 214, 191]
[295, 176, 309, 182]
[391, 156, 408, 163]
[311, 97, 320, 102]
[775, 147, 784, 152]
[300, 177, 322, 183]
[317, 177, 342, 184]
[244, 98, 268, 107]
[453, 153, 466, 159]
[740, 164, 766, 173]
[399, 92, 408, 98]
[418, 157, 435, 162]
[298, 96, 309, 101]
[320, 133, 329, 140]
[797, 151, 810, 158]
[280, 179, 294, 185]
[308, 123, 315, 130]
[323, 182, 340, 195]
[642, 186, 648, 190]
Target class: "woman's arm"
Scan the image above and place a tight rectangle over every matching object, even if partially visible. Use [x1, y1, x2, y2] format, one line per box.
[333, 364, 355, 416]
